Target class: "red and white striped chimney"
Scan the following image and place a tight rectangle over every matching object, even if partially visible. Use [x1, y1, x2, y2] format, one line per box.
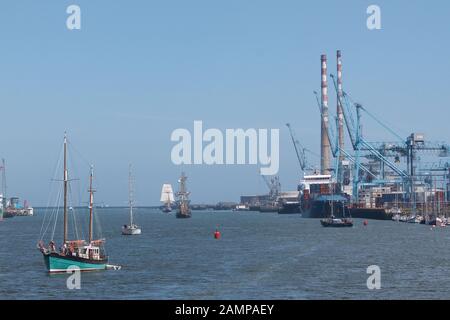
[337, 50, 344, 161]
[321, 54, 331, 174]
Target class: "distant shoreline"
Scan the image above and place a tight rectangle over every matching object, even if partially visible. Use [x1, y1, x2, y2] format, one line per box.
[32, 204, 237, 210]
[33, 206, 161, 209]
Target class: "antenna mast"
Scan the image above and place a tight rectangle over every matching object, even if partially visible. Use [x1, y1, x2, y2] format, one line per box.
[129, 164, 133, 226]
[63, 133, 68, 244]
[88, 165, 95, 243]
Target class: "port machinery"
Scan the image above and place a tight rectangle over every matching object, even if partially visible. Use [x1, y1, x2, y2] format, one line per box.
[285, 52, 450, 218]
[310, 67, 450, 212]
[334, 77, 448, 200]
[286, 123, 311, 175]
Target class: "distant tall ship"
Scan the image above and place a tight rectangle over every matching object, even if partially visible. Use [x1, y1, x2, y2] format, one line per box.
[38, 134, 108, 273]
[160, 184, 175, 213]
[176, 172, 191, 219]
[122, 164, 142, 235]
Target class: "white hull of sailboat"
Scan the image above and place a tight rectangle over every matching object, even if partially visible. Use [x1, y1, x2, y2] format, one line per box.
[122, 226, 142, 235]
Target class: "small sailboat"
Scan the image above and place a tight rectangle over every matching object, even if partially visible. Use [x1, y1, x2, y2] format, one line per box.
[176, 172, 191, 219]
[122, 164, 141, 235]
[406, 215, 423, 224]
[320, 187, 353, 228]
[233, 204, 250, 212]
[37, 134, 108, 273]
[160, 184, 175, 213]
[320, 216, 354, 227]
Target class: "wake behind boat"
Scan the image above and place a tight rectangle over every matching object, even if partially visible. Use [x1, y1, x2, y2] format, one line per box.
[37, 134, 109, 273]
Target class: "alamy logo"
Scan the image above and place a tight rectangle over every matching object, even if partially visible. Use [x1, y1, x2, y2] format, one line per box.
[66, 5, 81, 30]
[366, 265, 381, 290]
[66, 265, 81, 290]
[366, 5, 381, 30]
[171, 121, 279, 175]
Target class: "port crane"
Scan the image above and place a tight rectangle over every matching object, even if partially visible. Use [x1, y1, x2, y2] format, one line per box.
[418, 161, 450, 199]
[260, 174, 281, 201]
[329, 74, 450, 204]
[329, 75, 412, 201]
[285, 123, 310, 174]
[313, 91, 376, 191]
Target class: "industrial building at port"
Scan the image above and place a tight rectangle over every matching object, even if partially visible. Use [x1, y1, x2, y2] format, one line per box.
[240, 51, 450, 220]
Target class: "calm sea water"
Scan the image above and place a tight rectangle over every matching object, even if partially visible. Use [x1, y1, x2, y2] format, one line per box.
[1, 208, 450, 300]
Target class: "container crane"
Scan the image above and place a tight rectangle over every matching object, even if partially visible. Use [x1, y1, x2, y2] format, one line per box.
[330, 74, 449, 205]
[313, 91, 376, 188]
[330, 74, 410, 201]
[286, 123, 309, 173]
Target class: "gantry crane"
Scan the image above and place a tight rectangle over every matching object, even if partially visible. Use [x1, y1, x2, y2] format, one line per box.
[286, 123, 310, 174]
[329, 74, 450, 203]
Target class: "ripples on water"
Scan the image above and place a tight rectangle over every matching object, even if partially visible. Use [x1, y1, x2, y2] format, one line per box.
[1, 208, 450, 300]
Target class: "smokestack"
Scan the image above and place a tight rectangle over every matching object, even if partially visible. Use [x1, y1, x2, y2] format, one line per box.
[320, 54, 331, 174]
[337, 50, 344, 162]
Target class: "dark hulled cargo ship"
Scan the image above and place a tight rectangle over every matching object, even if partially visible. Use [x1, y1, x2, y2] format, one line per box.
[278, 201, 301, 214]
[277, 191, 303, 214]
[349, 207, 392, 220]
[287, 173, 351, 218]
[301, 194, 349, 218]
[288, 173, 397, 220]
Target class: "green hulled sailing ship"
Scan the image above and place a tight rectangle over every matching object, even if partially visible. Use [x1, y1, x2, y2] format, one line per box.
[37, 134, 108, 273]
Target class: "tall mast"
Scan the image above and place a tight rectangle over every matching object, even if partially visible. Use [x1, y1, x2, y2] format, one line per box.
[179, 172, 185, 201]
[88, 165, 95, 243]
[1, 159, 6, 208]
[178, 172, 190, 203]
[129, 164, 133, 226]
[63, 133, 68, 244]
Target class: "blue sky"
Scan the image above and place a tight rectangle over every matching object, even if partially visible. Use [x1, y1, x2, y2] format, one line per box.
[0, 1, 449, 206]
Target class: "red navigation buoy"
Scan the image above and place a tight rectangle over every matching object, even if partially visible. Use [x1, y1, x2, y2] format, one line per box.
[363, 220, 368, 226]
[214, 229, 221, 240]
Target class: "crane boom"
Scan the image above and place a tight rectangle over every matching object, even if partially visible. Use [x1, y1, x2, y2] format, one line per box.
[329, 74, 409, 179]
[313, 91, 376, 179]
[286, 123, 308, 172]
[260, 173, 280, 200]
